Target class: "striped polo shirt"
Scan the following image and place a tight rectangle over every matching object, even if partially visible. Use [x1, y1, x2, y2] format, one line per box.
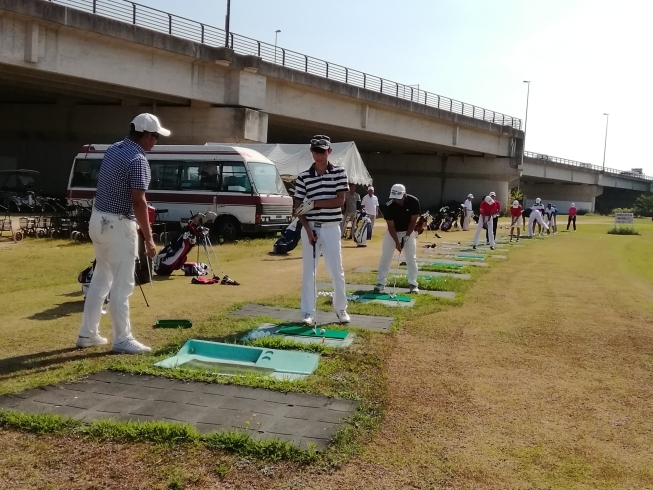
[294, 162, 349, 223]
[94, 138, 151, 220]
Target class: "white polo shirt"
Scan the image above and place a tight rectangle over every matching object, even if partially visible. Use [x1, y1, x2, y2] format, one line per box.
[361, 194, 379, 216]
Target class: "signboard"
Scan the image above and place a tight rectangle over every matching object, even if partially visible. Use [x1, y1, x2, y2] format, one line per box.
[614, 213, 634, 225]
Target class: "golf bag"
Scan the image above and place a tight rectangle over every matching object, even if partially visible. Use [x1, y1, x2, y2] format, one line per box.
[429, 206, 449, 231]
[153, 212, 216, 276]
[353, 210, 372, 246]
[78, 261, 97, 298]
[272, 218, 302, 255]
[415, 212, 430, 235]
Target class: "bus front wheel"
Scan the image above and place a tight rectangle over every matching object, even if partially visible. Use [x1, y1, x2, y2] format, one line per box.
[214, 217, 240, 242]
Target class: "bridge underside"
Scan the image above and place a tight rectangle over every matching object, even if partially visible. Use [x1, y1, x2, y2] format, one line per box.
[0, 0, 521, 206]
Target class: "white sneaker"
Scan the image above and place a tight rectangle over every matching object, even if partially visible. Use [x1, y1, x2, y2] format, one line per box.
[335, 310, 351, 324]
[111, 338, 151, 354]
[373, 284, 385, 293]
[76, 335, 108, 348]
[408, 284, 420, 294]
[301, 313, 315, 325]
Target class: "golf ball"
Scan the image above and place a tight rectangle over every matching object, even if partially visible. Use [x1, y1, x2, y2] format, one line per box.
[320, 328, 325, 335]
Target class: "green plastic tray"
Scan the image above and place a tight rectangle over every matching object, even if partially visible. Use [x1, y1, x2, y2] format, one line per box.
[429, 262, 464, 268]
[361, 292, 412, 302]
[155, 319, 193, 328]
[277, 325, 349, 339]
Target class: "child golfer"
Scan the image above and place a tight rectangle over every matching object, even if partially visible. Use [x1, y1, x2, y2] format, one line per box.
[509, 200, 522, 242]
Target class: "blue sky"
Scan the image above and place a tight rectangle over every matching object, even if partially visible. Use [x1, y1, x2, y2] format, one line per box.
[137, 0, 652, 173]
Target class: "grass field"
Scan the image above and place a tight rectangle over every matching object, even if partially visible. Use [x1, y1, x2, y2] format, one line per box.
[1, 216, 653, 489]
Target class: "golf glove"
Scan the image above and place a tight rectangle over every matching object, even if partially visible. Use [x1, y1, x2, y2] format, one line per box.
[296, 200, 315, 215]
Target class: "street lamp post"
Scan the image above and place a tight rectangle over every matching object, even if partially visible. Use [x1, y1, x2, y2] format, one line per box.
[224, 0, 231, 48]
[520, 80, 531, 169]
[602, 113, 610, 170]
[274, 29, 281, 64]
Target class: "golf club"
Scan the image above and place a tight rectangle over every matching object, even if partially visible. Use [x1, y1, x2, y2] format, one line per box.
[390, 238, 403, 300]
[312, 230, 317, 334]
[134, 259, 150, 307]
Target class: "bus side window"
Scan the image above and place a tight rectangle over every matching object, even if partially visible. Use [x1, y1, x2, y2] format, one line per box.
[150, 161, 180, 190]
[200, 163, 220, 191]
[220, 163, 251, 193]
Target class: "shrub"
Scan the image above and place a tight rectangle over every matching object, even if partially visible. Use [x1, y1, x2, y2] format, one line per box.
[607, 226, 640, 235]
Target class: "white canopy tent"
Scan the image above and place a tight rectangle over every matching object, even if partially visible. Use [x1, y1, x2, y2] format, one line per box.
[207, 142, 373, 185]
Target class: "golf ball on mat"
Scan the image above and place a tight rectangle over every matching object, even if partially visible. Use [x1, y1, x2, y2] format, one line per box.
[320, 328, 325, 334]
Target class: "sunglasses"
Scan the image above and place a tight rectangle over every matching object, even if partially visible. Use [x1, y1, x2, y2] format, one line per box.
[146, 131, 160, 141]
[310, 147, 327, 154]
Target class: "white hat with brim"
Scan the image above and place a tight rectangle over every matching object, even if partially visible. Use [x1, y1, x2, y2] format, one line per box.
[467, 194, 474, 199]
[389, 183, 406, 199]
[132, 113, 170, 136]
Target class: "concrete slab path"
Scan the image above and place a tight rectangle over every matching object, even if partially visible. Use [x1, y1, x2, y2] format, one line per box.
[229, 304, 394, 333]
[0, 371, 359, 450]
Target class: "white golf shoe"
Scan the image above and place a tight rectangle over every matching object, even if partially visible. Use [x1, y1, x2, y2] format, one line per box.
[76, 335, 108, 348]
[111, 338, 151, 354]
[336, 310, 351, 324]
[301, 313, 315, 325]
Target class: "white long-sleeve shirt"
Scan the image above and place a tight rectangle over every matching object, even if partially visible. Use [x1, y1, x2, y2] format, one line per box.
[361, 194, 379, 216]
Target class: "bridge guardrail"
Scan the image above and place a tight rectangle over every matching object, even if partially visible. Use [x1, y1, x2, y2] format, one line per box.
[524, 151, 652, 181]
[47, 0, 523, 130]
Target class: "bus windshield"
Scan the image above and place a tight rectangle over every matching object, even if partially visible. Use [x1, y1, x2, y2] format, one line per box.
[249, 162, 287, 195]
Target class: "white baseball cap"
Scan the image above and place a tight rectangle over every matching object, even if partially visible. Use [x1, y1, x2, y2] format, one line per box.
[535, 197, 541, 204]
[389, 184, 406, 199]
[489, 191, 496, 197]
[484, 196, 494, 204]
[467, 193, 474, 199]
[131, 113, 171, 137]
[368, 186, 374, 191]
[571, 203, 575, 207]
[512, 200, 519, 208]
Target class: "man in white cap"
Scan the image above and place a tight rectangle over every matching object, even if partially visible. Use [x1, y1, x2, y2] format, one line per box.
[295, 135, 350, 325]
[528, 198, 549, 237]
[76, 113, 170, 354]
[462, 194, 474, 231]
[374, 184, 421, 293]
[486, 191, 500, 244]
[361, 186, 379, 238]
[473, 195, 499, 250]
[531, 197, 545, 235]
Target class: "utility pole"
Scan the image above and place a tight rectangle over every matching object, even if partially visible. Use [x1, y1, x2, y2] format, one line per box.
[602, 113, 610, 170]
[224, 0, 231, 48]
[520, 80, 531, 169]
[274, 29, 281, 64]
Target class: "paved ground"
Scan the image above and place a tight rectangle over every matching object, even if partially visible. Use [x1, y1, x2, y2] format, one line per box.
[317, 282, 457, 300]
[229, 304, 394, 333]
[0, 371, 358, 450]
[353, 266, 471, 280]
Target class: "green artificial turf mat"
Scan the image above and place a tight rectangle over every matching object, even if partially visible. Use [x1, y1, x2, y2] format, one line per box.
[361, 292, 413, 302]
[277, 325, 349, 339]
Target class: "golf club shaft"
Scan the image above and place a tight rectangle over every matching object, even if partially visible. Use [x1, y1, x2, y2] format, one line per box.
[313, 231, 317, 330]
[134, 259, 150, 307]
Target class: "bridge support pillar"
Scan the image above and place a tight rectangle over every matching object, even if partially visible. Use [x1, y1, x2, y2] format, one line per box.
[0, 104, 268, 196]
[520, 182, 603, 212]
[362, 153, 518, 211]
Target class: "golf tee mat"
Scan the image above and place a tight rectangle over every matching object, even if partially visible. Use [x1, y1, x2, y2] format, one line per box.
[316, 282, 457, 300]
[352, 267, 471, 280]
[229, 304, 394, 333]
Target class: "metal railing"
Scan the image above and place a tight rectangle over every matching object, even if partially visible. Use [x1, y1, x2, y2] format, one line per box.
[47, 0, 522, 130]
[524, 151, 653, 181]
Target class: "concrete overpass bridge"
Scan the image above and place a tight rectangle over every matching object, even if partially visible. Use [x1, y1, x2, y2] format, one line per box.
[519, 152, 652, 211]
[0, 0, 524, 208]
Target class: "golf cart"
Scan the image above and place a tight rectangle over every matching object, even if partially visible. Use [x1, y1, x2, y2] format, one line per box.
[0, 169, 39, 212]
